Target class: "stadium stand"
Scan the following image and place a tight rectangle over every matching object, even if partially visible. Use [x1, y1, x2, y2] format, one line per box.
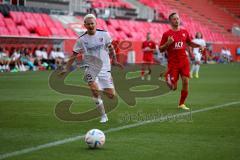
[178, 0, 240, 31]
[106, 19, 170, 41]
[0, 4, 77, 38]
[61, 15, 169, 41]
[211, 0, 240, 18]
[88, 0, 134, 9]
[0, 3, 50, 14]
[137, 0, 240, 43]
[85, 0, 138, 19]
[1, 1, 238, 43]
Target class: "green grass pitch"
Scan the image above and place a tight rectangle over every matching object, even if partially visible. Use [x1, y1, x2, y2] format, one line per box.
[0, 63, 240, 160]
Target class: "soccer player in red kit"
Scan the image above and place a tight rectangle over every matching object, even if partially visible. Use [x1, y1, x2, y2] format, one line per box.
[159, 13, 203, 110]
[141, 32, 156, 80]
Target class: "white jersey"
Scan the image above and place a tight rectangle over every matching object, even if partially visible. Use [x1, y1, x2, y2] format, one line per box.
[56, 51, 65, 59]
[73, 29, 112, 74]
[41, 51, 48, 59]
[192, 38, 206, 55]
[35, 50, 48, 59]
[12, 52, 20, 60]
[49, 51, 58, 59]
[35, 50, 42, 58]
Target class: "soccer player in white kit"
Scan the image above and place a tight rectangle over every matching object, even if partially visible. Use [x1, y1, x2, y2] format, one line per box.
[60, 14, 123, 123]
[190, 32, 206, 78]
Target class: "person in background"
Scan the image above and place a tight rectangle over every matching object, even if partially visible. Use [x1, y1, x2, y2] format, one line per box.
[0, 47, 11, 72]
[34, 47, 43, 68]
[237, 46, 240, 56]
[41, 47, 49, 69]
[55, 47, 65, 68]
[190, 32, 206, 78]
[49, 48, 57, 70]
[141, 32, 157, 80]
[220, 47, 229, 63]
[226, 48, 232, 63]
[35, 47, 49, 70]
[10, 48, 26, 72]
[20, 48, 35, 71]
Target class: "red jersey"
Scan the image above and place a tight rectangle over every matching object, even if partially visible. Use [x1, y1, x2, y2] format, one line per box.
[160, 29, 191, 64]
[142, 40, 156, 55]
[142, 40, 156, 62]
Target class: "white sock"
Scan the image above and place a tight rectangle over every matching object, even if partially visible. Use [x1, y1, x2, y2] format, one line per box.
[21, 64, 26, 71]
[93, 97, 106, 116]
[6, 65, 10, 70]
[191, 64, 196, 75]
[15, 65, 19, 70]
[196, 65, 200, 75]
[20, 65, 24, 71]
[147, 74, 151, 80]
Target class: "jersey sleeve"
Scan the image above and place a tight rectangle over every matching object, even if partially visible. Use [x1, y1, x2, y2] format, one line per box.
[73, 39, 85, 54]
[160, 32, 168, 46]
[105, 32, 112, 46]
[202, 39, 206, 47]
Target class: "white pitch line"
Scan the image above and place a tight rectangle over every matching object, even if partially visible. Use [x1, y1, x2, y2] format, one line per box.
[0, 101, 240, 160]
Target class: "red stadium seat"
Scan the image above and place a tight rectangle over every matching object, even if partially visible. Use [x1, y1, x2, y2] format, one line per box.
[4, 18, 16, 28]
[58, 28, 68, 37]
[24, 12, 33, 19]
[49, 27, 59, 36]
[17, 25, 30, 36]
[0, 10, 76, 38]
[9, 11, 25, 25]
[22, 19, 37, 32]
[65, 28, 77, 38]
[35, 26, 51, 37]
[7, 26, 19, 36]
[0, 27, 9, 35]
[0, 17, 5, 27]
[212, 0, 240, 16]
[53, 20, 64, 29]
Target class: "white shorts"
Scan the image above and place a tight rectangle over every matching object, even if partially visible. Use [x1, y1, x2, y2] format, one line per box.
[95, 71, 114, 90]
[193, 53, 202, 62]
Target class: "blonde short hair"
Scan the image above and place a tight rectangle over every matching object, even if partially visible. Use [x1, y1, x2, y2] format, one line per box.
[83, 14, 96, 23]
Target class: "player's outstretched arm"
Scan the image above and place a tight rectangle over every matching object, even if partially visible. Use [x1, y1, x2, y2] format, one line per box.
[59, 52, 77, 75]
[108, 44, 124, 69]
[188, 41, 205, 53]
[188, 41, 204, 49]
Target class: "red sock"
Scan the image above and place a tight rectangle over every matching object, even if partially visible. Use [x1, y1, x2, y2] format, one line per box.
[179, 90, 188, 105]
[141, 69, 145, 76]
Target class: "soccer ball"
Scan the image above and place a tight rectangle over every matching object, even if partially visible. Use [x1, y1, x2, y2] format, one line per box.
[84, 129, 105, 148]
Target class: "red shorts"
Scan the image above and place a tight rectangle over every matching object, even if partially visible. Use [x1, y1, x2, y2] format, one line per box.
[165, 60, 190, 86]
[143, 53, 153, 63]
